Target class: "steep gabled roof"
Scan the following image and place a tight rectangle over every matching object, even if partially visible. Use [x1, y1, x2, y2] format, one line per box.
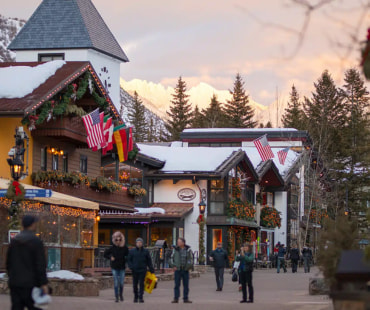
[8, 0, 128, 62]
[0, 61, 121, 119]
[256, 159, 285, 188]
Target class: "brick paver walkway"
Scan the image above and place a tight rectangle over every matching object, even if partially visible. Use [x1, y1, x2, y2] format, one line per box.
[0, 267, 332, 310]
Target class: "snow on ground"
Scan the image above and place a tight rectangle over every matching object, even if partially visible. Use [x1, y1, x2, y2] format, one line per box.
[135, 207, 165, 214]
[47, 270, 84, 281]
[0, 60, 66, 99]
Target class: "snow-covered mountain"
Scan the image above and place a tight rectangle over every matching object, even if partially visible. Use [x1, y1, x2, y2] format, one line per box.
[0, 15, 25, 62]
[120, 78, 281, 126]
[120, 88, 169, 141]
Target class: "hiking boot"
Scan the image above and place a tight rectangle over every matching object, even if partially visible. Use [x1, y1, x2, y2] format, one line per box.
[184, 300, 192, 303]
[171, 299, 179, 303]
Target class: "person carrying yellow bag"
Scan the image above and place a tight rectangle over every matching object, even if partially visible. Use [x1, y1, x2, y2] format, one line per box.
[144, 271, 157, 294]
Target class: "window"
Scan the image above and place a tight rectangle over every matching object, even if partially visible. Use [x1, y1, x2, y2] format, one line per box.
[38, 53, 65, 62]
[148, 181, 154, 205]
[40, 148, 47, 171]
[209, 179, 225, 214]
[62, 153, 68, 173]
[80, 155, 88, 174]
[127, 229, 142, 247]
[52, 154, 58, 171]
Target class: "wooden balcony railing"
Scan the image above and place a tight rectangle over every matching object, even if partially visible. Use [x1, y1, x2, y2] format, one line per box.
[36, 182, 136, 210]
[31, 116, 87, 145]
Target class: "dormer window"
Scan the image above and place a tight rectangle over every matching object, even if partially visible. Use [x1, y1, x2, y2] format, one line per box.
[38, 53, 65, 62]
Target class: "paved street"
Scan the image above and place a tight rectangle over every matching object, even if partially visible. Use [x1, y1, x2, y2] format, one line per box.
[0, 267, 332, 310]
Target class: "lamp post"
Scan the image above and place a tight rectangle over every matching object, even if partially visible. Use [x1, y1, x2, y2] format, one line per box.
[198, 200, 206, 215]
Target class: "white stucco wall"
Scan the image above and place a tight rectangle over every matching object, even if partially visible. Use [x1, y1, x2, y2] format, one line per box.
[15, 48, 122, 111]
[153, 179, 208, 256]
[274, 191, 288, 245]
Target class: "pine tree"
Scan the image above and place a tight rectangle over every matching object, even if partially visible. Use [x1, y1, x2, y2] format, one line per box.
[147, 116, 156, 142]
[265, 121, 272, 128]
[202, 94, 227, 128]
[303, 70, 346, 164]
[128, 91, 147, 142]
[191, 105, 205, 128]
[339, 68, 370, 216]
[224, 73, 257, 128]
[166, 76, 193, 140]
[281, 85, 305, 129]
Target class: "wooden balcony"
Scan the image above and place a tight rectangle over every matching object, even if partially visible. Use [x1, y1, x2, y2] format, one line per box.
[31, 116, 87, 145]
[36, 182, 136, 211]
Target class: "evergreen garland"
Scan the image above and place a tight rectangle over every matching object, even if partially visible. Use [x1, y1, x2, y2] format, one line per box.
[22, 72, 109, 127]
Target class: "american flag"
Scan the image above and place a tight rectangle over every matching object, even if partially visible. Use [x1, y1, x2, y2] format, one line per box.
[277, 147, 290, 165]
[82, 108, 105, 149]
[253, 134, 274, 161]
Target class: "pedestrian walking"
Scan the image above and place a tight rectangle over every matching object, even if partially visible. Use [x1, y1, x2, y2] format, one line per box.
[104, 231, 129, 302]
[302, 245, 313, 273]
[273, 242, 280, 268]
[289, 244, 300, 273]
[127, 238, 155, 303]
[236, 243, 254, 303]
[6, 215, 49, 310]
[170, 238, 194, 304]
[209, 242, 228, 291]
[277, 243, 287, 273]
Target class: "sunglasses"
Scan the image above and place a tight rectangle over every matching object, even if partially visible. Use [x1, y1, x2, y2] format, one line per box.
[115, 239, 122, 242]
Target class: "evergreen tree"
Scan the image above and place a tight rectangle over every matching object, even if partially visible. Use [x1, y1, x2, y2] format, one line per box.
[265, 121, 272, 128]
[166, 76, 193, 140]
[191, 105, 205, 128]
[147, 116, 156, 142]
[282, 85, 305, 129]
[202, 94, 227, 128]
[224, 73, 257, 128]
[339, 68, 370, 215]
[303, 70, 346, 165]
[128, 91, 147, 142]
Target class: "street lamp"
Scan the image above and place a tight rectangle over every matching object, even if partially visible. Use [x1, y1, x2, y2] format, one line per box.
[198, 200, 206, 215]
[7, 156, 24, 182]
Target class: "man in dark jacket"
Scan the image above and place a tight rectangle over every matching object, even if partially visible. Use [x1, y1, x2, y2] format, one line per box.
[170, 238, 194, 303]
[290, 244, 300, 273]
[6, 215, 48, 310]
[277, 244, 287, 273]
[209, 242, 228, 291]
[127, 238, 154, 303]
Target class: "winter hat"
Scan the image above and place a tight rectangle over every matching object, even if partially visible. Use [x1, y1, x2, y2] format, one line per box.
[136, 237, 144, 243]
[22, 215, 39, 228]
[32, 287, 52, 309]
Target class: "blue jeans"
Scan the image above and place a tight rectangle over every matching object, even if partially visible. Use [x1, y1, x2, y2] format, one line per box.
[112, 269, 125, 297]
[277, 257, 286, 273]
[303, 257, 311, 273]
[174, 270, 189, 301]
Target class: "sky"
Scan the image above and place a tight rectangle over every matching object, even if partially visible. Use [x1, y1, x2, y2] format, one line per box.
[1, 0, 369, 106]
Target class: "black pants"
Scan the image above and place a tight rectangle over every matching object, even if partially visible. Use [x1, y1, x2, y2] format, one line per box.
[239, 270, 253, 302]
[214, 267, 224, 289]
[291, 259, 298, 273]
[132, 271, 146, 300]
[10, 287, 41, 310]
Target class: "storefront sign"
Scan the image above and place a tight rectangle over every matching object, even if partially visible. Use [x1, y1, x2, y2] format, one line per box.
[177, 188, 196, 201]
[8, 230, 20, 243]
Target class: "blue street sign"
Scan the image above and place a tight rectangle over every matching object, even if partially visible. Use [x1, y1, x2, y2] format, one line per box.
[0, 189, 52, 198]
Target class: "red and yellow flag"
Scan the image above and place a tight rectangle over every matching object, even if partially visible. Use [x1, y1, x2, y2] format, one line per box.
[113, 125, 133, 162]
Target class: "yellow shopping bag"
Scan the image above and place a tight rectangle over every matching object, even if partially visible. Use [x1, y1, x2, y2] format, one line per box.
[144, 271, 157, 294]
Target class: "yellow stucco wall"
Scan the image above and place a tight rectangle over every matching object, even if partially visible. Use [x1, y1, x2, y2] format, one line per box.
[0, 118, 33, 185]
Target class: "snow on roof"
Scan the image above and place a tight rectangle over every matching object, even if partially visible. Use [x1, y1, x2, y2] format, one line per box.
[242, 147, 300, 177]
[47, 270, 84, 280]
[183, 128, 298, 133]
[138, 144, 238, 172]
[135, 207, 165, 214]
[0, 60, 66, 99]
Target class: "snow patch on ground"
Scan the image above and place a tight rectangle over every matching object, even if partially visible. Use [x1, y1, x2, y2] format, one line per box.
[47, 270, 84, 281]
[0, 60, 66, 99]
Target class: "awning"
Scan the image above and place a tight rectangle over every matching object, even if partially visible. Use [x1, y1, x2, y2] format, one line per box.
[207, 215, 259, 228]
[101, 203, 193, 222]
[0, 178, 98, 210]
